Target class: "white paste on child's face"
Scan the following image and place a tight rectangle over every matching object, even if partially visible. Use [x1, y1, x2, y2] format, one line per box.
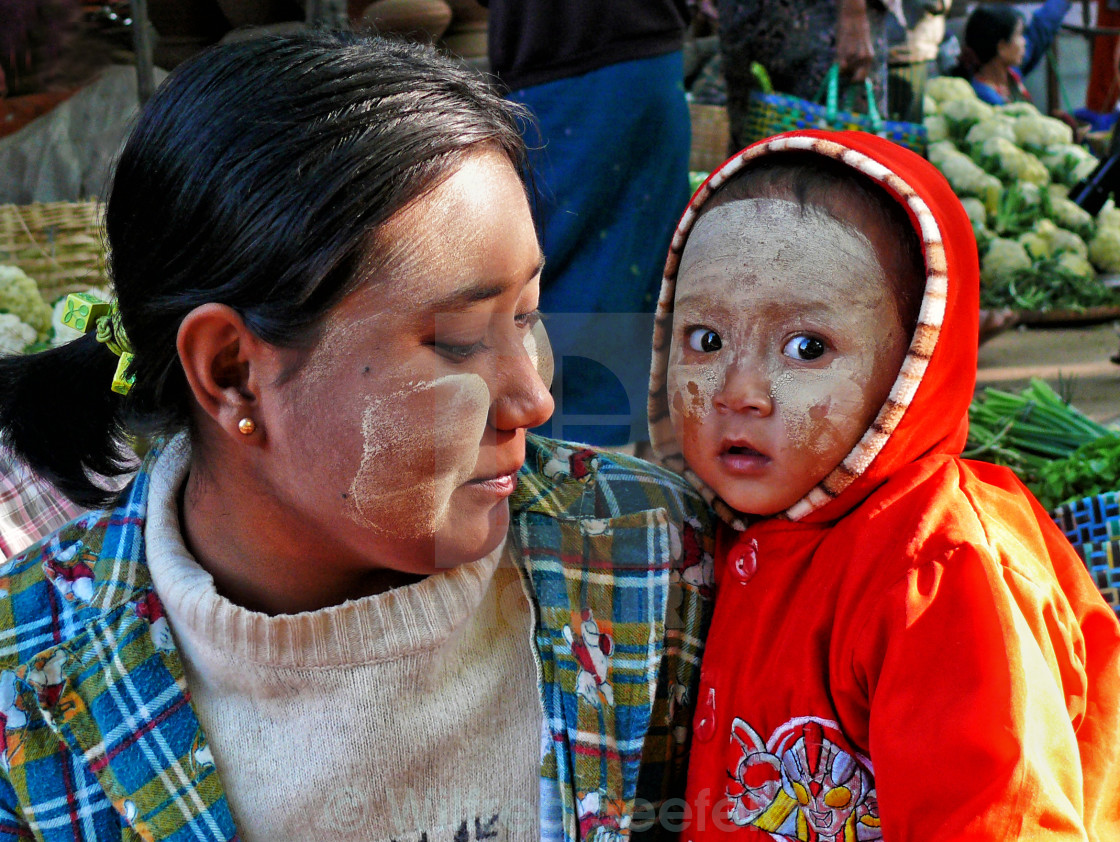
[667, 198, 910, 516]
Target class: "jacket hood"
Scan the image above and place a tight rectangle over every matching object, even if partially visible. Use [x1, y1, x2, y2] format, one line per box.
[648, 130, 979, 528]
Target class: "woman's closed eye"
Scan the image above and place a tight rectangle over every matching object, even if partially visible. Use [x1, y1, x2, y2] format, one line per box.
[782, 334, 828, 361]
[434, 309, 542, 361]
[687, 326, 722, 353]
[433, 338, 489, 361]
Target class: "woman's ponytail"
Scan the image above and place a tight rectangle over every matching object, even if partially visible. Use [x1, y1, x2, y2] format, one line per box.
[0, 335, 135, 508]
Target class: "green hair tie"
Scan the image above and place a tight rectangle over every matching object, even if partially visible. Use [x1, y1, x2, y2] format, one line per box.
[61, 293, 136, 396]
[94, 306, 132, 358]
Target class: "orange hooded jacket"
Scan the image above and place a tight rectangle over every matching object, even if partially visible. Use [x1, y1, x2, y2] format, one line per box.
[647, 131, 1120, 841]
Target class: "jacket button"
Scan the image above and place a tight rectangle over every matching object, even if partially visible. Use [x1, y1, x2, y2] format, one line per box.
[729, 538, 758, 584]
[694, 686, 717, 742]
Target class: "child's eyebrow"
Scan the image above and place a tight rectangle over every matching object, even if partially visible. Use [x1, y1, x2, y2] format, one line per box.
[674, 292, 725, 312]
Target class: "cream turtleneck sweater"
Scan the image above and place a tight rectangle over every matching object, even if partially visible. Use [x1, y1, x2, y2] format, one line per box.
[144, 436, 542, 841]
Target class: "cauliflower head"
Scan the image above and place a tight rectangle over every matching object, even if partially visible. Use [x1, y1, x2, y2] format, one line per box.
[922, 94, 939, 116]
[927, 140, 961, 168]
[1089, 226, 1120, 272]
[1048, 197, 1095, 240]
[1098, 199, 1120, 230]
[960, 197, 988, 228]
[1019, 231, 1051, 260]
[996, 102, 1041, 119]
[0, 313, 37, 356]
[1041, 143, 1099, 186]
[1043, 222, 1090, 259]
[941, 98, 996, 136]
[965, 116, 1016, 146]
[925, 76, 978, 104]
[936, 152, 1002, 211]
[979, 137, 1049, 185]
[924, 114, 949, 143]
[0, 266, 51, 341]
[981, 237, 1032, 285]
[1013, 113, 1074, 149]
[1057, 252, 1096, 281]
[1047, 183, 1071, 201]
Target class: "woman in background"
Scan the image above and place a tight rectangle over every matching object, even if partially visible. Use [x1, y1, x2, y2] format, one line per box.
[954, 0, 1071, 105]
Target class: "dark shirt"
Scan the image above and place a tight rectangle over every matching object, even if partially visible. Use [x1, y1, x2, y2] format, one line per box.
[479, 0, 689, 91]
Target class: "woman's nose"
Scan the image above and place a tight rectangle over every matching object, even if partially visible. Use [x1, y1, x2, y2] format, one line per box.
[491, 335, 555, 431]
[712, 362, 772, 416]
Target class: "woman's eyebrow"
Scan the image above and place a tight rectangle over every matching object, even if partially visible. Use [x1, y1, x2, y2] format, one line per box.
[423, 253, 546, 312]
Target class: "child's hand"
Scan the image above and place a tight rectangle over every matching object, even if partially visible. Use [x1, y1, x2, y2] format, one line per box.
[836, 0, 874, 83]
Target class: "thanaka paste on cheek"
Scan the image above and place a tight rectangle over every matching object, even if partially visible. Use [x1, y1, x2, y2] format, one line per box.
[524, 319, 554, 389]
[345, 373, 491, 539]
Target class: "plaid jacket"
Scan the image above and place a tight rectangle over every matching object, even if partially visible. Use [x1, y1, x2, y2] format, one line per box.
[0, 434, 713, 842]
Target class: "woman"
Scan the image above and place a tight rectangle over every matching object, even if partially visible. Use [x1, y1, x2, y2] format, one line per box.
[955, 0, 1071, 105]
[0, 32, 712, 841]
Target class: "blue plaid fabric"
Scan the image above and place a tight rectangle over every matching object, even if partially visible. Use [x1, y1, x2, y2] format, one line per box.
[1051, 492, 1120, 619]
[0, 434, 713, 842]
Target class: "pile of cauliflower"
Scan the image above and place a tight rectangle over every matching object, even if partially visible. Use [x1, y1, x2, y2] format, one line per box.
[924, 78, 1120, 301]
[0, 266, 53, 356]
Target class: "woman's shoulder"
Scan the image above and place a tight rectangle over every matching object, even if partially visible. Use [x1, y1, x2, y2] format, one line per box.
[0, 480, 152, 670]
[514, 434, 714, 524]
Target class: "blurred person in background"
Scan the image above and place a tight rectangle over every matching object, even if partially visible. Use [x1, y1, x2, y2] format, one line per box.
[480, 0, 693, 447]
[951, 0, 1071, 105]
[717, 0, 892, 150]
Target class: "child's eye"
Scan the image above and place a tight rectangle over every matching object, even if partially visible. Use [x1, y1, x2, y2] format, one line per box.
[782, 335, 827, 361]
[687, 327, 722, 353]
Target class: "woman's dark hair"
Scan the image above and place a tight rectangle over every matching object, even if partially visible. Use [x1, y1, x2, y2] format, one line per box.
[0, 31, 528, 507]
[951, 4, 1023, 76]
[701, 152, 927, 338]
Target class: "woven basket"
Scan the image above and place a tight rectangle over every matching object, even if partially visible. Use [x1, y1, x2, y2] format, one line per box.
[689, 102, 731, 174]
[0, 202, 110, 303]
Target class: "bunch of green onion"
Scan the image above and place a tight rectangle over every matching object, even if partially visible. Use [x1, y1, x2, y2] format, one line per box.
[965, 378, 1113, 474]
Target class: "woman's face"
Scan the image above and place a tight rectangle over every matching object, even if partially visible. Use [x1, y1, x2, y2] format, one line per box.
[998, 20, 1026, 67]
[260, 148, 552, 578]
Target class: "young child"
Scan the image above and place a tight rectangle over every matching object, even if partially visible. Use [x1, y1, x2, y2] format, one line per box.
[648, 130, 1120, 840]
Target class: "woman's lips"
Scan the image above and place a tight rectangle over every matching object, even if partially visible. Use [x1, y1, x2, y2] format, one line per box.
[466, 471, 519, 497]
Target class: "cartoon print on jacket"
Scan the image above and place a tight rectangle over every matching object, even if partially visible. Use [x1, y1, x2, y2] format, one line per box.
[0, 671, 27, 772]
[577, 790, 629, 842]
[563, 609, 614, 707]
[134, 590, 175, 652]
[727, 717, 879, 842]
[542, 446, 599, 481]
[42, 544, 95, 603]
[673, 516, 715, 599]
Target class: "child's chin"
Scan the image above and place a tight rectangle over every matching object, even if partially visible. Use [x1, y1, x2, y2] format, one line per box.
[720, 488, 800, 518]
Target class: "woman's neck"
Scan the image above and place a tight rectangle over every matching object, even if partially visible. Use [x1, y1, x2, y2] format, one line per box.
[179, 454, 423, 615]
[974, 58, 1012, 94]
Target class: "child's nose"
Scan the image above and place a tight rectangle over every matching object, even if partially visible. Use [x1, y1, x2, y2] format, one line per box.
[712, 364, 773, 416]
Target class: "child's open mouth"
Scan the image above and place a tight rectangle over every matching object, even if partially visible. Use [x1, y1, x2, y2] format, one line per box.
[719, 441, 770, 474]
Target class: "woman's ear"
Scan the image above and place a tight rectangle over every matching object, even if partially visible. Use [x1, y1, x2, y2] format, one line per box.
[177, 303, 273, 442]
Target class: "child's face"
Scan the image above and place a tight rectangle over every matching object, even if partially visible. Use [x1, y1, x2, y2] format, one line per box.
[668, 198, 911, 516]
